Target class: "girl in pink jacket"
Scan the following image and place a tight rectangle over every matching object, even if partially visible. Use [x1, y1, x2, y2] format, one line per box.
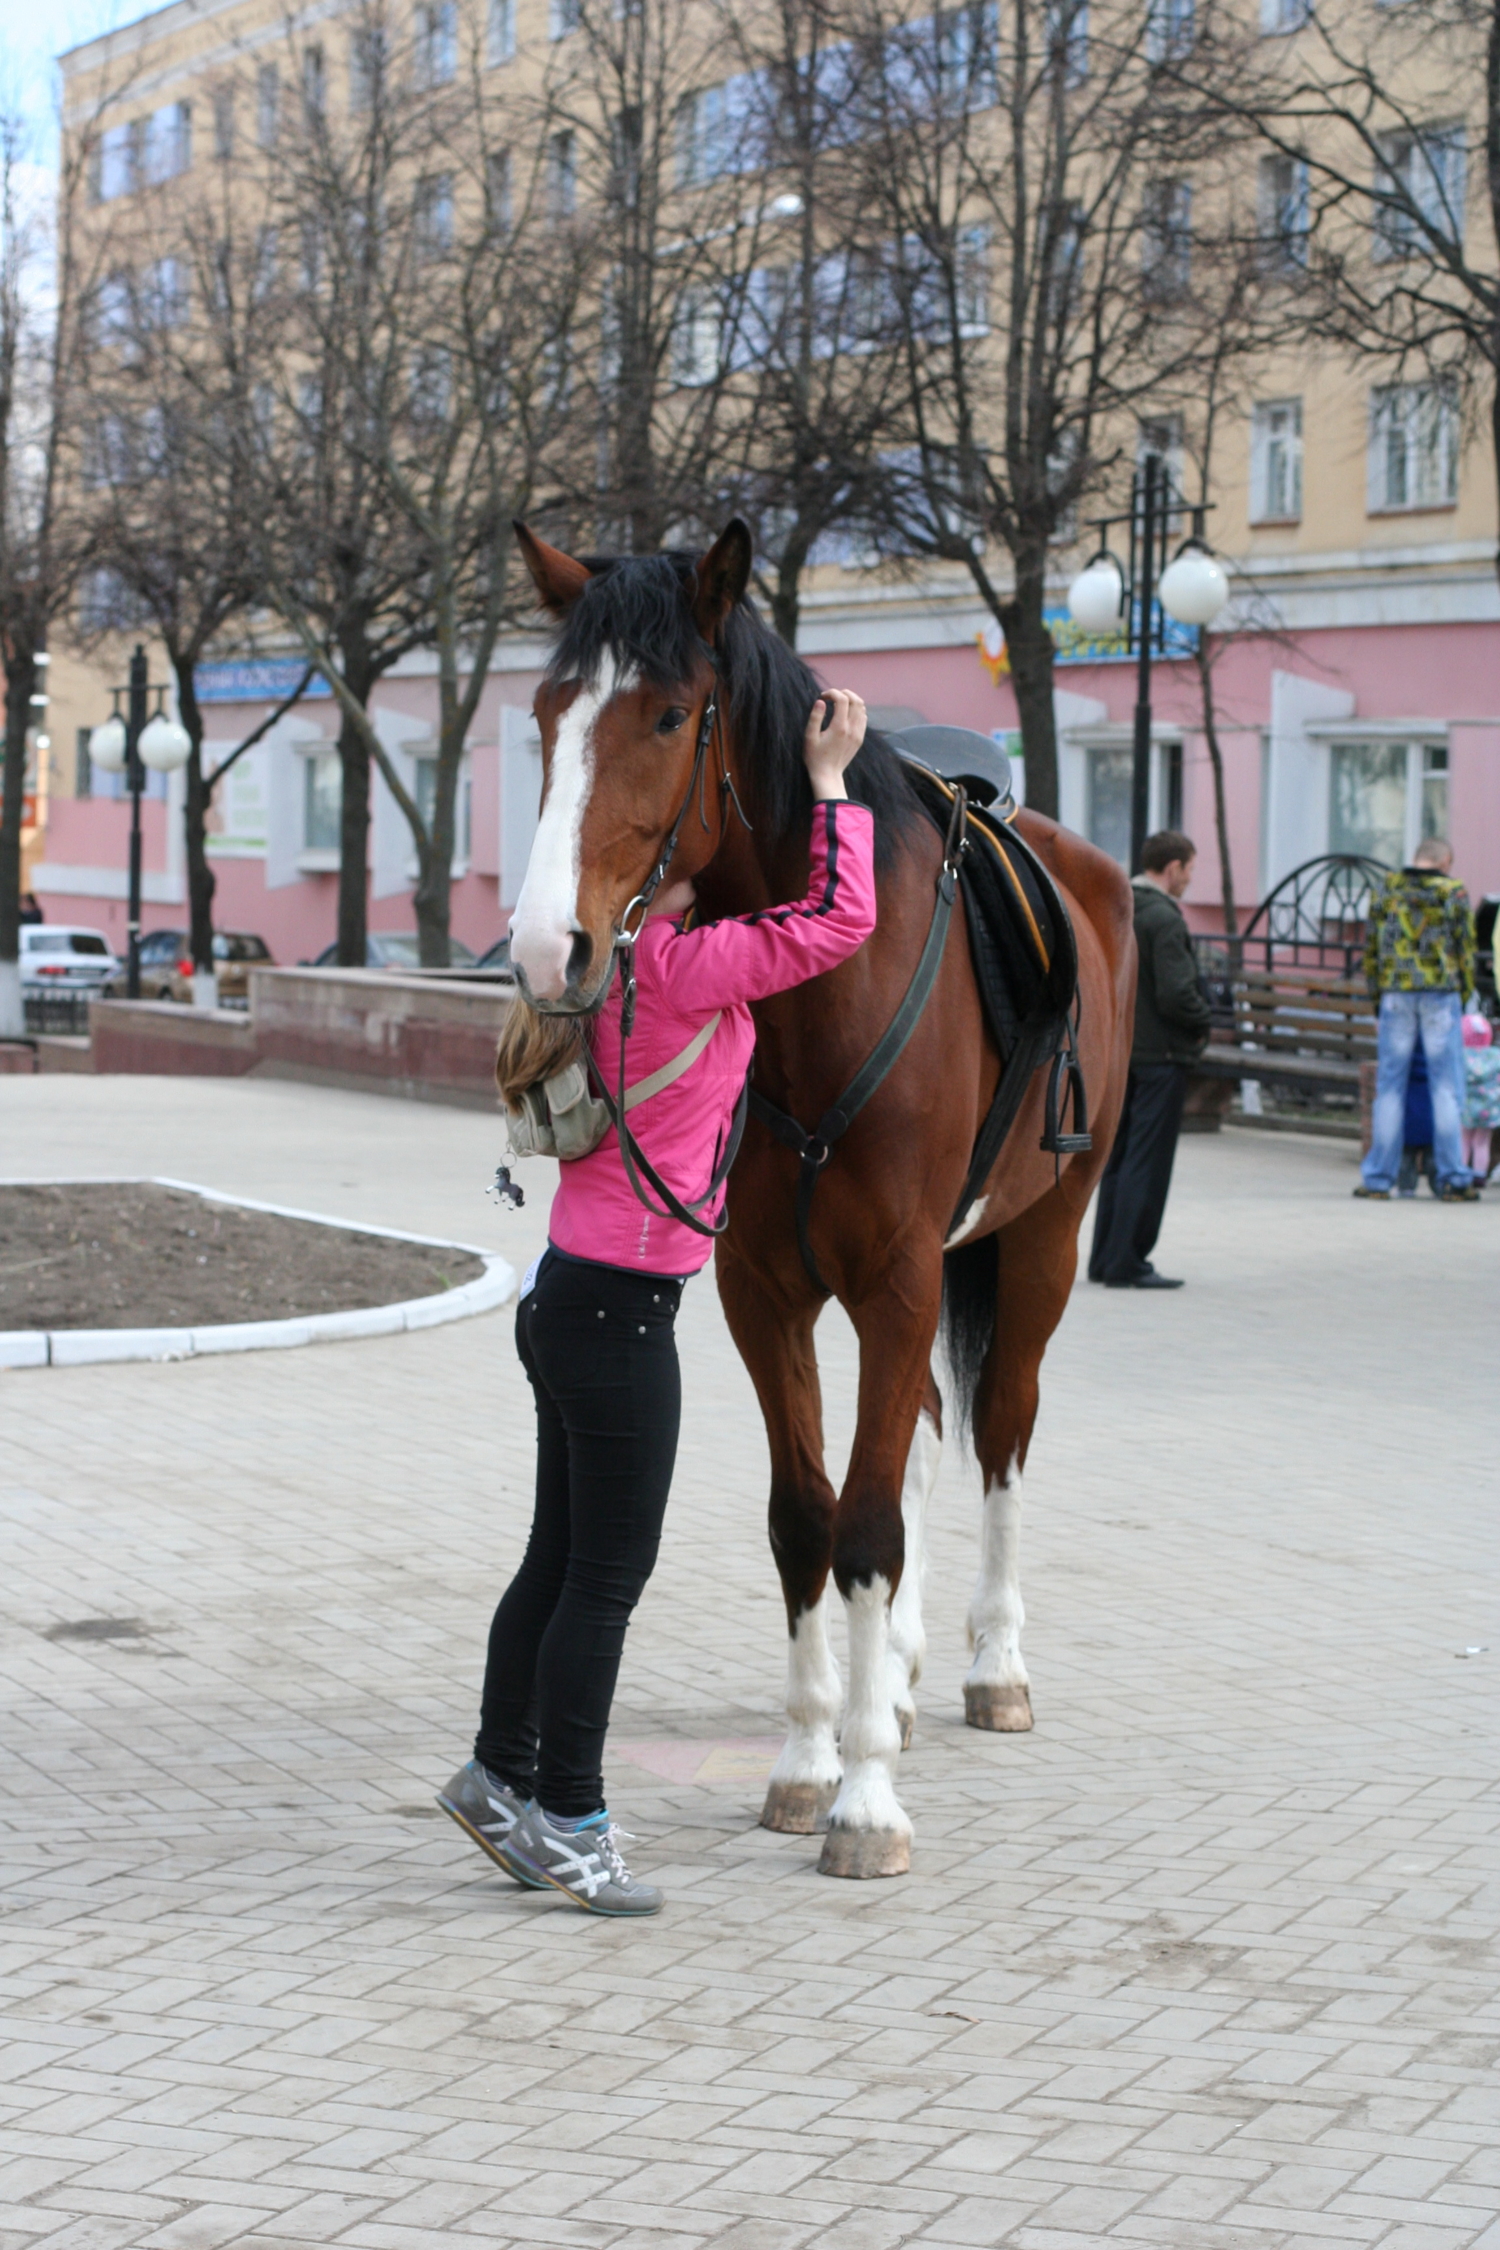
[439, 692, 876, 1917]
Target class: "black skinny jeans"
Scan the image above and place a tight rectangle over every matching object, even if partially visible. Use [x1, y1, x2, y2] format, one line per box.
[475, 1250, 683, 1819]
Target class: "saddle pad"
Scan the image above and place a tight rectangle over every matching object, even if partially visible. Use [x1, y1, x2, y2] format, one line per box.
[902, 763, 1079, 1064]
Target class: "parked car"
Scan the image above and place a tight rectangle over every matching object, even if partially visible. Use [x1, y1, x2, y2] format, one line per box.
[159, 930, 274, 1009]
[308, 932, 478, 969]
[21, 925, 120, 997]
[105, 927, 188, 1000]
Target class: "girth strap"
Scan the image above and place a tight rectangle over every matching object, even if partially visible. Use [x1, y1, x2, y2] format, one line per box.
[750, 786, 968, 1295]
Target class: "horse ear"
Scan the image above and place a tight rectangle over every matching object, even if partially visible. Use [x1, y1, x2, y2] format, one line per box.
[692, 519, 753, 639]
[514, 522, 592, 616]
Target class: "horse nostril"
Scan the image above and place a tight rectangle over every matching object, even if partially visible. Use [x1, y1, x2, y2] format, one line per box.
[566, 930, 594, 988]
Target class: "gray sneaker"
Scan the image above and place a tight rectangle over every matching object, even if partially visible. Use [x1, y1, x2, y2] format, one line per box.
[436, 1760, 544, 1888]
[499, 1803, 663, 1917]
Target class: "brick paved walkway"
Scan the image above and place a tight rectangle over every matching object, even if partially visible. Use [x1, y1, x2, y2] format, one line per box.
[2, 1078, 1496, 2250]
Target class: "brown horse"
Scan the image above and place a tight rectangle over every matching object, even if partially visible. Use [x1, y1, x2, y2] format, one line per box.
[509, 518, 1134, 1878]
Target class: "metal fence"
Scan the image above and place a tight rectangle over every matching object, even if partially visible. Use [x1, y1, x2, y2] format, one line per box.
[23, 991, 94, 1035]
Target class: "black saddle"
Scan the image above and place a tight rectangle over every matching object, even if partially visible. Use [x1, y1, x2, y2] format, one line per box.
[892, 723, 1014, 812]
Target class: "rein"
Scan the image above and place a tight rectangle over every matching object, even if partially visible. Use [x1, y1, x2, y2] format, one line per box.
[748, 783, 971, 1297]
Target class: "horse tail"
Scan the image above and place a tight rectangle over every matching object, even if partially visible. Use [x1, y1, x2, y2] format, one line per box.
[939, 1233, 997, 1450]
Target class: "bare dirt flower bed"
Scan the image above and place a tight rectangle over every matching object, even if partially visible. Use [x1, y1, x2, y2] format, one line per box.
[0, 1183, 484, 1332]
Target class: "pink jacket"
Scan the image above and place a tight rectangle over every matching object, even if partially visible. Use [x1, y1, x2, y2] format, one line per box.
[549, 799, 877, 1275]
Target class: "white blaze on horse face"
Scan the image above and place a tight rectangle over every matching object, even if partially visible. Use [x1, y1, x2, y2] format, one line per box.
[887, 1409, 941, 1741]
[826, 1576, 912, 1838]
[510, 655, 636, 1002]
[966, 1459, 1029, 1690]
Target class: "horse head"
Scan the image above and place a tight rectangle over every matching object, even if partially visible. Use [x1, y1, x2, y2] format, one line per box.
[508, 519, 753, 1013]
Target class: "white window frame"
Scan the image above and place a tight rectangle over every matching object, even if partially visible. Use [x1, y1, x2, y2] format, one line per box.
[488, 0, 516, 64]
[409, 748, 472, 876]
[1250, 396, 1303, 523]
[295, 742, 342, 869]
[1319, 730, 1449, 864]
[1257, 151, 1309, 269]
[1373, 123, 1467, 259]
[1368, 380, 1458, 513]
[549, 0, 581, 38]
[1259, 0, 1311, 31]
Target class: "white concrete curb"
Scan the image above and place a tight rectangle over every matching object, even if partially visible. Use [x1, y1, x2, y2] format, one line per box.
[0, 1177, 516, 1370]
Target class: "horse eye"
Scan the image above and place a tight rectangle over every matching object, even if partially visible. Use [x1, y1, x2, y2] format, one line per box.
[657, 707, 688, 734]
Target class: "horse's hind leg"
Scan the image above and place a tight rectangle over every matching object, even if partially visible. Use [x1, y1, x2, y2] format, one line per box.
[886, 1375, 942, 1750]
[717, 1255, 842, 1834]
[965, 1193, 1081, 1732]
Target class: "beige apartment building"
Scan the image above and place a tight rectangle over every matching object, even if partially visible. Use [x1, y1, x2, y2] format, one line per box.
[34, 0, 1499, 961]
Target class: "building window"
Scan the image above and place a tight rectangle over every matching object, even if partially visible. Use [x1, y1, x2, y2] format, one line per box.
[1250, 397, 1303, 521]
[75, 726, 94, 799]
[212, 87, 234, 160]
[1088, 749, 1133, 867]
[1141, 180, 1191, 300]
[486, 148, 512, 233]
[1329, 737, 1447, 865]
[671, 288, 721, 387]
[1137, 413, 1183, 489]
[1260, 0, 1311, 30]
[1374, 124, 1466, 257]
[488, 0, 516, 63]
[257, 64, 280, 150]
[416, 1, 458, 86]
[349, 25, 389, 109]
[94, 120, 136, 202]
[304, 754, 342, 851]
[1257, 152, 1309, 270]
[549, 0, 581, 38]
[547, 131, 576, 217]
[1369, 381, 1457, 511]
[1045, 0, 1089, 82]
[302, 43, 326, 119]
[414, 174, 454, 258]
[1145, 0, 1194, 60]
[676, 82, 727, 188]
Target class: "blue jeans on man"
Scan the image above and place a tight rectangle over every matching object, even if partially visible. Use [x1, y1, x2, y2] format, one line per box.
[1362, 990, 1471, 1194]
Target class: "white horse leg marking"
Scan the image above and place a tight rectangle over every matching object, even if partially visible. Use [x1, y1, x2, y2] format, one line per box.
[820, 1576, 912, 1875]
[761, 1590, 842, 1832]
[964, 1457, 1033, 1731]
[942, 1194, 989, 1251]
[509, 655, 635, 1001]
[886, 1408, 941, 1748]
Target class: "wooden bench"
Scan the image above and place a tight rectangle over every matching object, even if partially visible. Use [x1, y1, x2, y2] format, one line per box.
[1192, 969, 1376, 1097]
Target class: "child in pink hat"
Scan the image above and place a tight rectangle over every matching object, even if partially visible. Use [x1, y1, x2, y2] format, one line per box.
[1461, 1013, 1499, 1182]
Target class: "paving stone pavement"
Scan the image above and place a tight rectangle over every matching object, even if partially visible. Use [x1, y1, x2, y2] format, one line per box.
[2, 1076, 1497, 2250]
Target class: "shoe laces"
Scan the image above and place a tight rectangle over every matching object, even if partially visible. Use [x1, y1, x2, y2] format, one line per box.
[595, 1822, 637, 1886]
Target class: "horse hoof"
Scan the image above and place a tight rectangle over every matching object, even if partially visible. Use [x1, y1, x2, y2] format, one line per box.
[896, 1706, 915, 1752]
[964, 1683, 1033, 1732]
[761, 1779, 839, 1834]
[818, 1824, 911, 1879]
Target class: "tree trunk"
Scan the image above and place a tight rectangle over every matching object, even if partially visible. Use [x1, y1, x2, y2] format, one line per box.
[335, 629, 376, 966]
[1195, 636, 1237, 940]
[770, 530, 811, 649]
[997, 565, 1058, 820]
[0, 649, 36, 1037]
[173, 656, 219, 983]
[412, 751, 457, 968]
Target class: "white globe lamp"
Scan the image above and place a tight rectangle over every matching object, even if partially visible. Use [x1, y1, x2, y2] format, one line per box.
[88, 716, 127, 773]
[1159, 544, 1229, 627]
[1066, 556, 1125, 634]
[139, 714, 193, 772]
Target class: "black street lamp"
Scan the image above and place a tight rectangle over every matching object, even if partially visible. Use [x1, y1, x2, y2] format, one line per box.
[1065, 454, 1229, 873]
[88, 645, 192, 999]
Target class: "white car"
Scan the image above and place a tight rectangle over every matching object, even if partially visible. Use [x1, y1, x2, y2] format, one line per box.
[19, 925, 120, 994]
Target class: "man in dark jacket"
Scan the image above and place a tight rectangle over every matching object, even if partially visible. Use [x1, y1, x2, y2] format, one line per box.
[1089, 829, 1212, 1289]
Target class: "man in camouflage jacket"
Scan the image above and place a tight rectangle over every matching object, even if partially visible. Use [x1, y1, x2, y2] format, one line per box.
[1357, 840, 1478, 1199]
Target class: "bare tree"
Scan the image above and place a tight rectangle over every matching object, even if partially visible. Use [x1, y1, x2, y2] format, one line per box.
[834, 0, 1260, 818]
[1176, 0, 1498, 584]
[0, 99, 113, 1035]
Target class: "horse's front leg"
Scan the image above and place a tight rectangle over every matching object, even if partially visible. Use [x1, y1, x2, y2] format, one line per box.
[716, 1247, 843, 1834]
[820, 1270, 942, 1879]
[887, 1373, 942, 1751]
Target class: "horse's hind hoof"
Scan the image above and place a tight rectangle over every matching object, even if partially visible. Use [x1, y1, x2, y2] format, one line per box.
[818, 1824, 911, 1879]
[965, 1683, 1034, 1732]
[761, 1779, 839, 1834]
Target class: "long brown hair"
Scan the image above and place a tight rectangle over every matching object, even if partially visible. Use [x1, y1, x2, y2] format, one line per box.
[494, 996, 586, 1111]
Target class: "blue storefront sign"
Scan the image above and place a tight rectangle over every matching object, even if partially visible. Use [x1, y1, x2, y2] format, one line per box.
[1046, 601, 1199, 666]
[194, 659, 332, 704]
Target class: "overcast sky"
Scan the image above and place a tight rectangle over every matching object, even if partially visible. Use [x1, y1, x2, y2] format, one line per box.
[1, 0, 132, 161]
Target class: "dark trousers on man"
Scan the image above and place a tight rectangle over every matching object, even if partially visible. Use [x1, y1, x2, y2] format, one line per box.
[1088, 1061, 1188, 1285]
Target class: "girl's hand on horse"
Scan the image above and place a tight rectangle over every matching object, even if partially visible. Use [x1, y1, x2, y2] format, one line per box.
[804, 691, 867, 801]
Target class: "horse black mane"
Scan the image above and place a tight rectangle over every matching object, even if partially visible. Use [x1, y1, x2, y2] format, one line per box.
[545, 548, 918, 862]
